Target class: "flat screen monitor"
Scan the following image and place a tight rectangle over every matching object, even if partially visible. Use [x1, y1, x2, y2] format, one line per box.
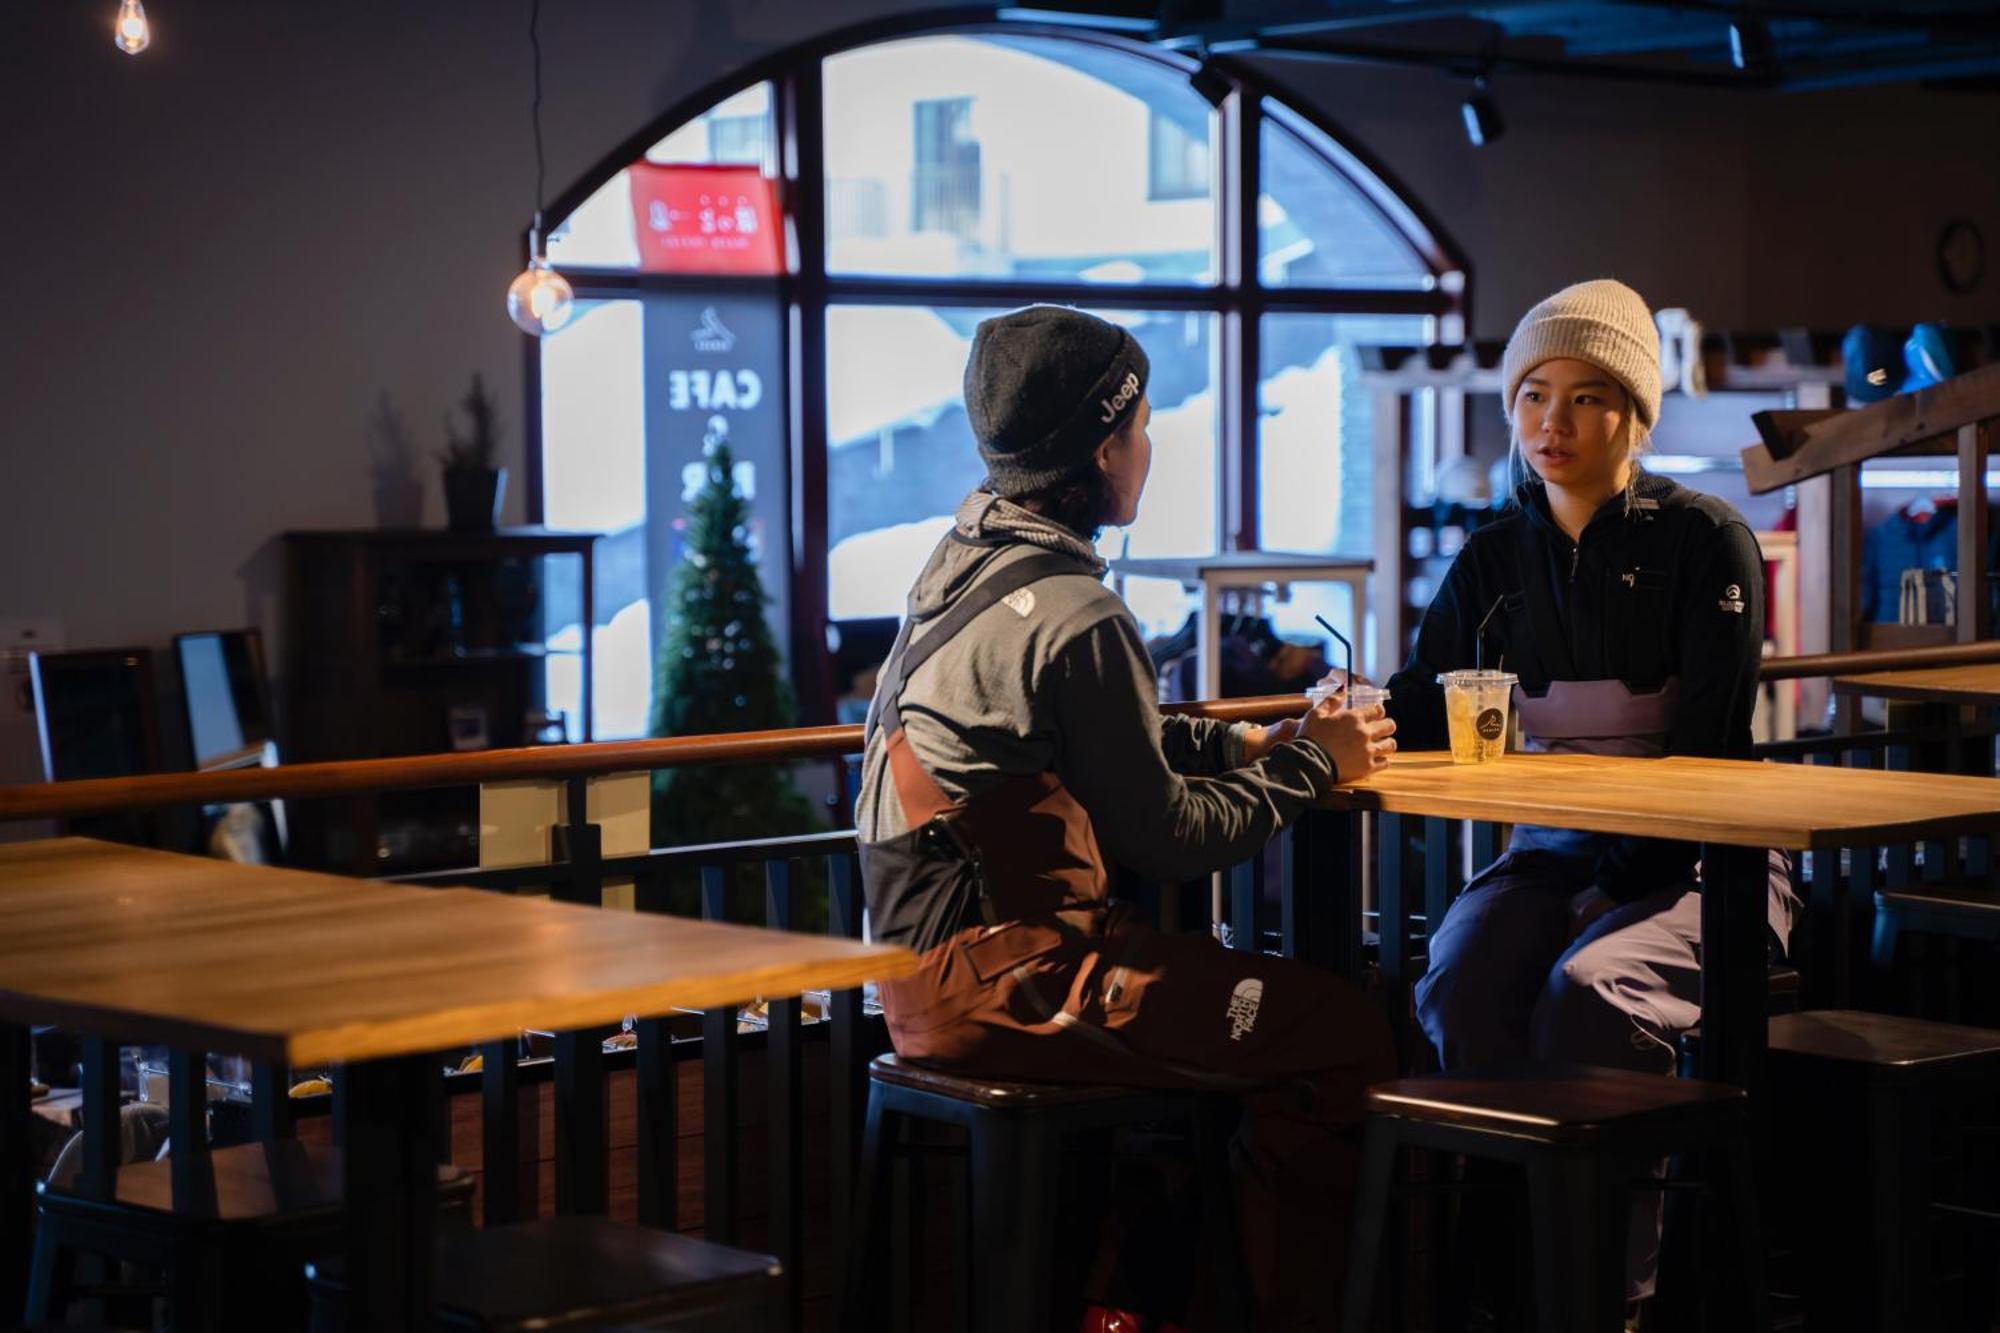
[173, 630, 274, 770]
[29, 648, 162, 784]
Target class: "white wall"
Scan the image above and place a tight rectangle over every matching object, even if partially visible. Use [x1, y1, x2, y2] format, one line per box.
[3, 0, 1995, 777]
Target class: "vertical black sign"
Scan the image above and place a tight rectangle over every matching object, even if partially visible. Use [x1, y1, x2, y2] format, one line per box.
[643, 291, 790, 671]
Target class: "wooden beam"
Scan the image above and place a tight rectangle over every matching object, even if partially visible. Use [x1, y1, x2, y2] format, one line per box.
[1758, 637, 2000, 682]
[1742, 363, 2000, 493]
[0, 694, 1334, 821]
[1791, 382, 1837, 732]
[1959, 421, 1991, 642]
[1751, 408, 1843, 460]
[1830, 463, 1863, 734]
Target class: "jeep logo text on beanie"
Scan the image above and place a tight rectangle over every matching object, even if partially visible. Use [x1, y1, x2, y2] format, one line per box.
[1099, 370, 1142, 424]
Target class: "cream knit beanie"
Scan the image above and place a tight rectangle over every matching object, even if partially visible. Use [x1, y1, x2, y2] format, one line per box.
[1500, 279, 1662, 428]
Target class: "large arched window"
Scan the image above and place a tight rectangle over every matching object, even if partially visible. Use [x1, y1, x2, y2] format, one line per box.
[533, 22, 1464, 739]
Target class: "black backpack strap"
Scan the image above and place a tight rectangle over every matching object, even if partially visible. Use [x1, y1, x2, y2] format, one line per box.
[867, 552, 1088, 745]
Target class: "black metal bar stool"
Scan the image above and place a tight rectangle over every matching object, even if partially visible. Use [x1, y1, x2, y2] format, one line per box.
[304, 1216, 782, 1331]
[1766, 1009, 2000, 1333]
[25, 1137, 475, 1331]
[838, 1053, 1253, 1333]
[1341, 1063, 1763, 1333]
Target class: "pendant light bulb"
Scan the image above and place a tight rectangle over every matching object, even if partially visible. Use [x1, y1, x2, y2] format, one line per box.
[506, 238, 574, 336]
[506, 0, 569, 336]
[114, 0, 151, 54]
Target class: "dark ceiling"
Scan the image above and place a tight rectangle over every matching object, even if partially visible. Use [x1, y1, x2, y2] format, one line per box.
[1002, 2, 2000, 92]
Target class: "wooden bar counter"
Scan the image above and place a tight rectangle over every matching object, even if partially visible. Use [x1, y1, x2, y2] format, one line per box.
[0, 838, 916, 1330]
[1831, 662, 2000, 707]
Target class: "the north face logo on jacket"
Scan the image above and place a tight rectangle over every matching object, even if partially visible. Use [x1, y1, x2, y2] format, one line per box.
[1227, 978, 1264, 1041]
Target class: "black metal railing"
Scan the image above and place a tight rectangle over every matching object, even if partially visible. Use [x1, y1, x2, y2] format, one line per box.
[5, 657, 1996, 1329]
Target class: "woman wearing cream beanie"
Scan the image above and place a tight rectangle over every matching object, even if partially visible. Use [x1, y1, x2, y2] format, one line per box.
[1500, 277, 1663, 529]
[1383, 278, 1790, 1323]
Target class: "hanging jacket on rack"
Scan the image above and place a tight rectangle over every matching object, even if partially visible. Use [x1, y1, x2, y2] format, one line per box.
[1860, 498, 2000, 623]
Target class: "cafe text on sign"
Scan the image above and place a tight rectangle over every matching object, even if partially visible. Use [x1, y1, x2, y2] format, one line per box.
[627, 163, 784, 275]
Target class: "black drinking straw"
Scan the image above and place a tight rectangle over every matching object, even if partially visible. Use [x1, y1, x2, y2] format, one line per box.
[1474, 593, 1508, 672]
[1312, 614, 1351, 702]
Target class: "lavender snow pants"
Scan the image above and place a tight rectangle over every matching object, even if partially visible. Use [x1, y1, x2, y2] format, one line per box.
[1412, 848, 1794, 1301]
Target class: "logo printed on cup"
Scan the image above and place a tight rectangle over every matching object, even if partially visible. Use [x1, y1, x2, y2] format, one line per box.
[1475, 708, 1505, 740]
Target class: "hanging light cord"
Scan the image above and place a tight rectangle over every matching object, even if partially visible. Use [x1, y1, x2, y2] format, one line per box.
[529, 0, 546, 242]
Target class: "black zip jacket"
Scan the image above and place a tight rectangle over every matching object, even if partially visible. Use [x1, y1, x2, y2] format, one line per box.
[1385, 470, 1766, 902]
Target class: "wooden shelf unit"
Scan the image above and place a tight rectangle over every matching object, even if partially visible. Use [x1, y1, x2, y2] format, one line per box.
[283, 528, 598, 874]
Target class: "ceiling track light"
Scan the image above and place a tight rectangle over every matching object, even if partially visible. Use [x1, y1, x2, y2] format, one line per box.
[1461, 74, 1504, 148]
[505, 0, 574, 337]
[1729, 13, 1777, 75]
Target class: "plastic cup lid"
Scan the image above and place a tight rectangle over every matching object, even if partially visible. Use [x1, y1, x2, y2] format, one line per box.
[1437, 669, 1518, 686]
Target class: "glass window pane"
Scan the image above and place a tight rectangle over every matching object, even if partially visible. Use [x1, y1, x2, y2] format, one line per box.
[539, 291, 790, 741]
[827, 306, 1217, 621]
[1260, 109, 1433, 289]
[548, 84, 779, 271]
[824, 36, 1217, 284]
[1257, 313, 1429, 660]
[539, 299, 650, 740]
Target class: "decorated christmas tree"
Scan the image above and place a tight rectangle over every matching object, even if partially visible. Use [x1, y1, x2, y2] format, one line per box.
[650, 422, 819, 874]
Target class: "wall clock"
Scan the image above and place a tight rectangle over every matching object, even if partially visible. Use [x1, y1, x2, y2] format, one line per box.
[1937, 218, 1984, 295]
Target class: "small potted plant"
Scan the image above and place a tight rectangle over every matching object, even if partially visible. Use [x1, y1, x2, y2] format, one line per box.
[438, 372, 506, 531]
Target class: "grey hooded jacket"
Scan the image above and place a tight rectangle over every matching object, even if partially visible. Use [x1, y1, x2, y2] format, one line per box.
[854, 491, 1339, 882]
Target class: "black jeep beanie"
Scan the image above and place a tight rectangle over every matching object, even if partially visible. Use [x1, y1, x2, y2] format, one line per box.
[963, 305, 1151, 498]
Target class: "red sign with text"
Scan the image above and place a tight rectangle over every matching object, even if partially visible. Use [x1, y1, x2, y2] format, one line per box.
[627, 163, 784, 275]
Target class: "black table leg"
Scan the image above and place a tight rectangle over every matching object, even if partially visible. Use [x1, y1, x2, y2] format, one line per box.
[79, 1037, 120, 1199]
[168, 1050, 218, 1223]
[1698, 844, 1770, 1098]
[340, 1053, 438, 1331]
[2, 1023, 28, 1323]
[1293, 810, 1364, 980]
[1377, 814, 1412, 1064]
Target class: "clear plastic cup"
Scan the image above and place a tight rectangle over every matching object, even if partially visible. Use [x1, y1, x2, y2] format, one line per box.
[1305, 681, 1391, 712]
[1344, 684, 1390, 713]
[1437, 669, 1517, 763]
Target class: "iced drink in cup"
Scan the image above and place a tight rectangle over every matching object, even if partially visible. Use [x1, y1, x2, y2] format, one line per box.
[1437, 669, 1516, 763]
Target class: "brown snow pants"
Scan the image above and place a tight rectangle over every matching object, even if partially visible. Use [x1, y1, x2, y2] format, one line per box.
[881, 903, 1396, 1331]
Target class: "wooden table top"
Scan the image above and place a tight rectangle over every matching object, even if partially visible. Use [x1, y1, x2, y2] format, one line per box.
[1318, 751, 2000, 850]
[1831, 663, 2000, 706]
[0, 839, 916, 1068]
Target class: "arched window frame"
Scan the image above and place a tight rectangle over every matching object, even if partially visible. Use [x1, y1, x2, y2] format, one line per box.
[526, 12, 1469, 722]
